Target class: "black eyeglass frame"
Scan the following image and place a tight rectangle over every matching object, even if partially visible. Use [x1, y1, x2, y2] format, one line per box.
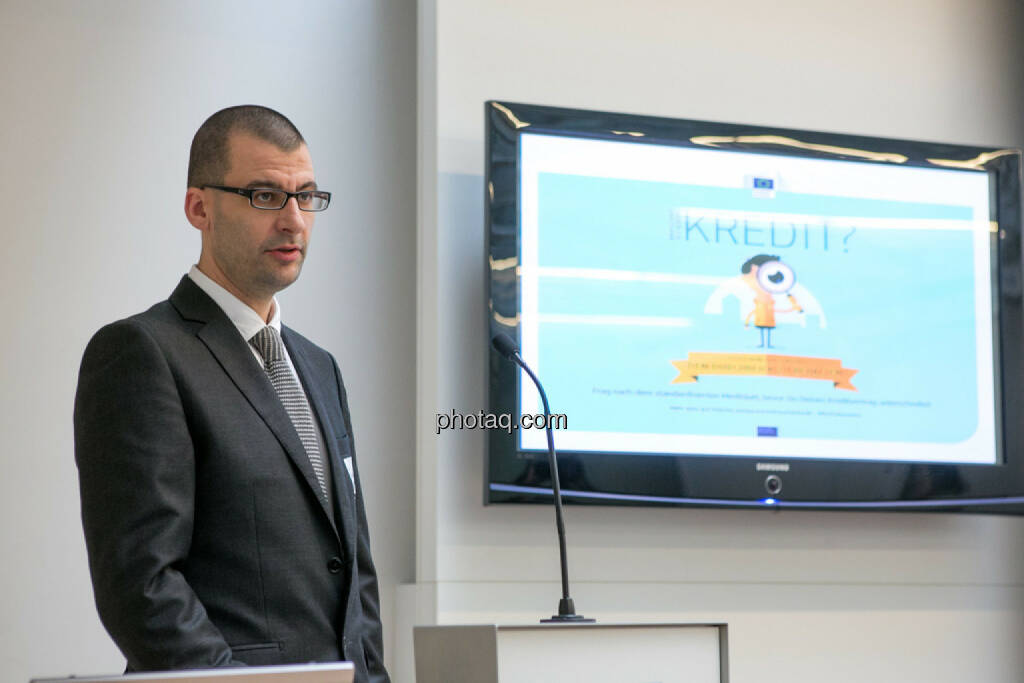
[203, 185, 332, 211]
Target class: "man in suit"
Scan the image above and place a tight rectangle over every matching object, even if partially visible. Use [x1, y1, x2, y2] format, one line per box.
[73, 105, 390, 683]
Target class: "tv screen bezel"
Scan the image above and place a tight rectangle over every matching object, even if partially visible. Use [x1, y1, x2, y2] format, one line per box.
[485, 100, 1024, 512]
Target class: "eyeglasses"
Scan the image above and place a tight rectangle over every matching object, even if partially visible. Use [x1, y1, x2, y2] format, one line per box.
[204, 185, 332, 212]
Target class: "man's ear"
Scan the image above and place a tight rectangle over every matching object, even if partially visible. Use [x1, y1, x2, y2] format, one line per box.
[185, 187, 211, 232]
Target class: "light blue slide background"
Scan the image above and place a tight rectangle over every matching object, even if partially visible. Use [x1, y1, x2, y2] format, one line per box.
[531, 172, 986, 445]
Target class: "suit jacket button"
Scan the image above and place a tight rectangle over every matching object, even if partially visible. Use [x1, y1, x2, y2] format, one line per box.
[328, 557, 343, 573]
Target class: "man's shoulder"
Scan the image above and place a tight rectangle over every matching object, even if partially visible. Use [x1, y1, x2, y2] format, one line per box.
[87, 276, 214, 346]
[90, 299, 188, 343]
[81, 294, 200, 372]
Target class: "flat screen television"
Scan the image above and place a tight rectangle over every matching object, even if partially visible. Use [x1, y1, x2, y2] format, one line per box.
[485, 100, 1024, 511]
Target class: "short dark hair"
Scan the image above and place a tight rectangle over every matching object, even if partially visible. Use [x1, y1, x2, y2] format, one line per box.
[741, 253, 780, 274]
[187, 105, 305, 188]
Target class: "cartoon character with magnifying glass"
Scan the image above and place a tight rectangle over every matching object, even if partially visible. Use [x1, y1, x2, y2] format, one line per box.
[741, 254, 803, 348]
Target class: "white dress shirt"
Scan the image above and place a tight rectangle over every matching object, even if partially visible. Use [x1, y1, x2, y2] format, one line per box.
[188, 264, 293, 370]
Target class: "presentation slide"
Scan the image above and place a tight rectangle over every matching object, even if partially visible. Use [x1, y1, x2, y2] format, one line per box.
[517, 133, 998, 464]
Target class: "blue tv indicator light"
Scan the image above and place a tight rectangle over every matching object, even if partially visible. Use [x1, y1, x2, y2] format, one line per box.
[761, 498, 778, 505]
[747, 174, 778, 199]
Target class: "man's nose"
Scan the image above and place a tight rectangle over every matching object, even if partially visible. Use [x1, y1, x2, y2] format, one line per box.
[276, 196, 306, 230]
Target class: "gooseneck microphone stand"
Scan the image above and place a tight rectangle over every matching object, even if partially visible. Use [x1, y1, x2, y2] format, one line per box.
[492, 333, 594, 623]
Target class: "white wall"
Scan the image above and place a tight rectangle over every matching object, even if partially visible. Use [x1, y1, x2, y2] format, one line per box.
[0, 2, 416, 681]
[415, 1, 1024, 682]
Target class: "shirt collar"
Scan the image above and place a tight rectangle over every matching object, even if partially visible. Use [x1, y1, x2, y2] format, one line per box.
[188, 265, 282, 342]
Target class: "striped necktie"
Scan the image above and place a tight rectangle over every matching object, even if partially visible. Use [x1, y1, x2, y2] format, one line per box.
[250, 326, 328, 499]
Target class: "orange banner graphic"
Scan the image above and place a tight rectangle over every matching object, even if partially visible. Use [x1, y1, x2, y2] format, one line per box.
[671, 352, 858, 391]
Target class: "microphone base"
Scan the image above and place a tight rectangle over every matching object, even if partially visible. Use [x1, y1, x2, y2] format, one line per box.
[540, 614, 597, 623]
[540, 598, 596, 623]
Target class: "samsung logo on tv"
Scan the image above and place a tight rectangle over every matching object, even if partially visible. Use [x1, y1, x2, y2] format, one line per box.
[756, 463, 790, 472]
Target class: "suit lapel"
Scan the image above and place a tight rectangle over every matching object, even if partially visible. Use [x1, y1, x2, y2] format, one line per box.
[168, 277, 338, 535]
[283, 327, 356, 559]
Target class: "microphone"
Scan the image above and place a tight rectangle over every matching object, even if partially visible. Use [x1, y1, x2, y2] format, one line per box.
[491, 332, 520, 362]
[491, 332, 594, 623]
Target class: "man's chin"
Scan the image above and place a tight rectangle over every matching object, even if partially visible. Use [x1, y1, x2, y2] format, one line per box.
[261, 264, 303, 294]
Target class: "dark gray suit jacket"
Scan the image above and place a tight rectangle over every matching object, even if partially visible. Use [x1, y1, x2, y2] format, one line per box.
[74, 276, 389, 683]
